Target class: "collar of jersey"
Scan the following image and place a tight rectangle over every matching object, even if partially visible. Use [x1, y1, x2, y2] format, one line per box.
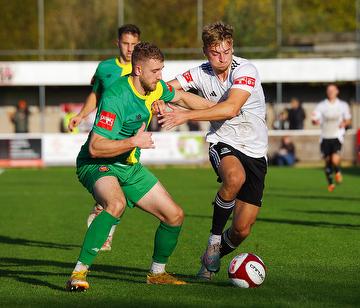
[127, 76, 148, 99]
[115, 57, 131, 69]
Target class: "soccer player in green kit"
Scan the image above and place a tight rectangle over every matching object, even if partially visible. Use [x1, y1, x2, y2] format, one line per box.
[69, 24, 141, 251]
[66, 42, 214, 291]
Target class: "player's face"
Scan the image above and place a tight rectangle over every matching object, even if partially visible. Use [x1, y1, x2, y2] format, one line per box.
[139, 59, 164, 92]
[204, 40, 233, 73]
[118, 33, 140, 63]
[326, 85, 339, 101]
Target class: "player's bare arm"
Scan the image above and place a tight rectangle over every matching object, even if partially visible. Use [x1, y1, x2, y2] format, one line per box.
[68, 92, 99, 131]
[159, 88, 250, 130]
[340, 118, 351, 128]
[89, 122, 154, 158]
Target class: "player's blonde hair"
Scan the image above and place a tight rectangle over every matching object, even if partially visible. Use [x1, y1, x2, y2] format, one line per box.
[202, 22, 233, 48]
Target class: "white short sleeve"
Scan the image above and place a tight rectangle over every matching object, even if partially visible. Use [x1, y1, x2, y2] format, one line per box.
[176, 67, 199, 92]
[231, 63, 258, 94]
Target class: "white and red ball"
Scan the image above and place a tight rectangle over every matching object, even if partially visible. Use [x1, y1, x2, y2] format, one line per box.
[228, 253, 266, 288]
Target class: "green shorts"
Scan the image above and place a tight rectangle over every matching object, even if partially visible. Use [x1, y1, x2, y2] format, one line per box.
[76, 162, 158, 208]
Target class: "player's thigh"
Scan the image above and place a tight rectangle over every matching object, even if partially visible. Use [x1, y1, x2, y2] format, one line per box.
[218, 155, 246, 186]
[136, 181, 183, 225]
[93, 175, 126, 206]
[232, 200, 260, 231]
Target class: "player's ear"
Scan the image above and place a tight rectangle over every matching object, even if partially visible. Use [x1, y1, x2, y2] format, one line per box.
[134, 64, 142, 76]
[116, 39, 120, 48]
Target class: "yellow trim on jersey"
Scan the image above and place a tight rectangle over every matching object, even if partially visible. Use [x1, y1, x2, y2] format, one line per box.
[126, 148, 138, 164]
[125, 77, 164, 165]
[115, 58, 132, 76]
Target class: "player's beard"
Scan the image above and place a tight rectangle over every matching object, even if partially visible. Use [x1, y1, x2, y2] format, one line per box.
[140, 77, 157, 93]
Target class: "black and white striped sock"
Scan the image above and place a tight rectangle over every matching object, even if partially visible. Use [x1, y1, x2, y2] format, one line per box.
[211, 193, 235, 235]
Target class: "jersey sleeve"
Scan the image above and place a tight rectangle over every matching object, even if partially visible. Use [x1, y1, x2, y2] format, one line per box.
[175, 67, 200, 91]
[342, 102, 351, 120]
[232, 62, 259, 94]
[159, 80, 176, 102]
[311, 102, 324, 122]
[92, 95, 124, 139]
[91, 64, 103, 94]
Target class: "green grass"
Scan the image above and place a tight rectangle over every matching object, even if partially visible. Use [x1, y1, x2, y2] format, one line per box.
[0, 166, 359, 307]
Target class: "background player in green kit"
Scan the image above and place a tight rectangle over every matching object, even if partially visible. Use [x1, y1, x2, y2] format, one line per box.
[68, 24, 141, 251]
[66, 42, 214, 291]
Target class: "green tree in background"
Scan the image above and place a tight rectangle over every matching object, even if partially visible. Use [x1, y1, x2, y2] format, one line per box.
[0, 0, 357, 60]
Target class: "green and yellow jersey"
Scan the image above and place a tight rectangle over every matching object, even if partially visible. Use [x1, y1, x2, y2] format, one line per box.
[91, 57, 132, 97]
[77, 76, 175, 166]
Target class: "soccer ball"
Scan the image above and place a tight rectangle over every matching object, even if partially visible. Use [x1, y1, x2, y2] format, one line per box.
[228, 253, 266, 288]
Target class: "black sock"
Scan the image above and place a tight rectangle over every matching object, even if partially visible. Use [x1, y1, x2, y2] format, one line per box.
[220, 228, 237, 258]
[325, 162, 333, 185]
[334, 165, 340, 174]
[211, 193, 235, 235]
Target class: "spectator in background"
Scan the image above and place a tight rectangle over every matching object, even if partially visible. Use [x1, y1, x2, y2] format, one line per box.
[273, 136, 296, 166]
[287, 97, 306, 130]
[272, 109, 289, 130]
[9, 99, 30, 133]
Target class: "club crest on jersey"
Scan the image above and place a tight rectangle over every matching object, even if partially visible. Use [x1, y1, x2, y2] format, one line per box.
[182, 71, 193, 83]
[97, 111, 116, 130]
[98, 166, 109, 172]
[234, 76, 255, 87]
[166, 82, 173, 92]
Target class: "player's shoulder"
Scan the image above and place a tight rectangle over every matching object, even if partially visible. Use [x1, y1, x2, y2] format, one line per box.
[337, 99, 348, 106]
[231, 56, 257, 72]
[200, 61, 213, 74]
[96, 57, 117, 71]
[103, 76, 130, 96]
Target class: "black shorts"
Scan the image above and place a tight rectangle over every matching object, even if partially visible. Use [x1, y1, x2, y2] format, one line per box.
[209, 142, 267, 207]
[320, 138, 342, 157]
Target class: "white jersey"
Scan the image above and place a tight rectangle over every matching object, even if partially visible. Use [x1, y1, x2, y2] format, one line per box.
[312, 98, 351, 143]
[176, 56, 268, 158]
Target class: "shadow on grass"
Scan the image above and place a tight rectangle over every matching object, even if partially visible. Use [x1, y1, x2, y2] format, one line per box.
[287, 209, 360, 216]
[0, 257, 229, 291]
[266, 192, 360, 202]
[186, 214, 360, 230]
[0, 257, 153, 291]
[0, 235, 80, 250]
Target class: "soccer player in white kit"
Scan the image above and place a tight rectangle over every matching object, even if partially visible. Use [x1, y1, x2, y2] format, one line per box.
[312, 84, 351, 192]
[158, 22, 268, 280]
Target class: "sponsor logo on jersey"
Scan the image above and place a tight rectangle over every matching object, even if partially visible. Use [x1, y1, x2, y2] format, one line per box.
[210, 91, 217, 97]
[182, 71, 193, 83]
[166, 82, 173, 92]
[136, 114, 142, 120]
[98, 166, 109, 172]
[234, 76, 255, 87]
[97, 111, 116, 130]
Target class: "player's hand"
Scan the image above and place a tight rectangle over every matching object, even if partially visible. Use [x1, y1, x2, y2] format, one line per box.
[151, 100, 166, 115]
[133, 122, 155, 149]
[158, 104, 189, 130]
[68, 115, 82, 131]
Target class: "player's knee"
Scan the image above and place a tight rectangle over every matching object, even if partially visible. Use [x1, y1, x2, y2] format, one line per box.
[105, 199, 126, 218]
[166, 206, 184, 226]
[232, 223, 252, 242]
[224, 172, 245, 192]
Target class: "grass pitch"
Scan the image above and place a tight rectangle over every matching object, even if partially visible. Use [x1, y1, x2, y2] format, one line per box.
[0, 166, 359, 307]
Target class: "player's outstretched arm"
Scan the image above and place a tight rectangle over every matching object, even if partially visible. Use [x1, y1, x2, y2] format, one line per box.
[167, 79, 215, 110]
[89, 123, 154, 158]
[159, 88, 250, 130]
[68, 92, 98, 131]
